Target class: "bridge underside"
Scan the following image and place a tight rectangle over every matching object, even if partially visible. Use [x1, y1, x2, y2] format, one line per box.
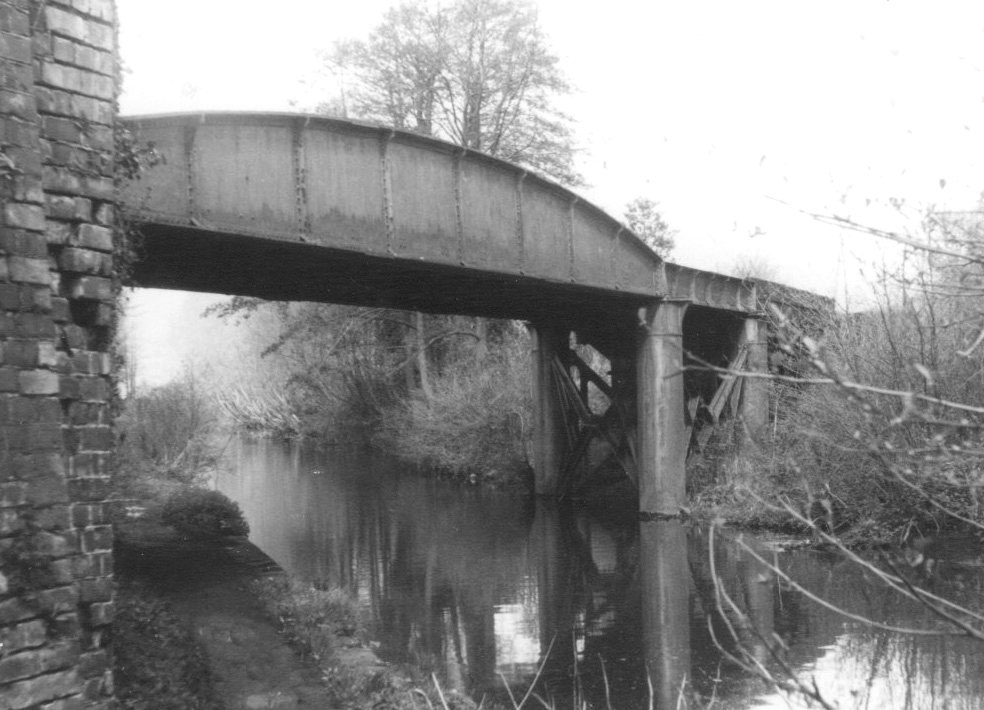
[132, 223, 647, 347]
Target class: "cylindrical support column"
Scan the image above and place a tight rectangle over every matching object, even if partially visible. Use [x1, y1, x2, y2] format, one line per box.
[637, 301, 688, 516]
[739, 316, 769, 447]
[532, 324, 569, 495]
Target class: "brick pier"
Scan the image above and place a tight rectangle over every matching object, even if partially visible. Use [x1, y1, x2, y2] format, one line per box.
[1, 1, 118, 707]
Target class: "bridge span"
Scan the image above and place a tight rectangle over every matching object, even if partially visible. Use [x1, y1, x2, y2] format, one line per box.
[122, 112, 772, 515]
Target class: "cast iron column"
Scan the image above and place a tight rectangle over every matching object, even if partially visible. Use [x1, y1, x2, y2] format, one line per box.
[637, 301, 688, 516]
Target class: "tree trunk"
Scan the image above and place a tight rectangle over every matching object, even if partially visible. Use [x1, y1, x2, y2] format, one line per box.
[474, 317, 488, 364]
[415, 310, 433, 401]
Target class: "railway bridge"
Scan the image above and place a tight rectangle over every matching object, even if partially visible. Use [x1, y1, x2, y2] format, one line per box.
[122, 111, 774, 516]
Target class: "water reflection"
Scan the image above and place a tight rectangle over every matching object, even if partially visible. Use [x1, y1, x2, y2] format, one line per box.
[216, 439, 984, 709]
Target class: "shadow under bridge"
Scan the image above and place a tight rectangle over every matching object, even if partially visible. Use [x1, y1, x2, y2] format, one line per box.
[121, 111, 767, 514]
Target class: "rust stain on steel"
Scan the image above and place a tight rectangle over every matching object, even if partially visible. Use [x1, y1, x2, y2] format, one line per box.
[515, 170, 527, 275]
[292, 117, 310, 234]
[567, 195, 577, 282]
[612, 225, 623, 290]
[183, 122, 197, 224]
[453, 147, 465, 265]
[379, 130, 396, 256]
[120, 112, 763, 313]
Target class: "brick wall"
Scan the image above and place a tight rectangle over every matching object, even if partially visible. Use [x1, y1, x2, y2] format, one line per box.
[1, 1, 117, 707]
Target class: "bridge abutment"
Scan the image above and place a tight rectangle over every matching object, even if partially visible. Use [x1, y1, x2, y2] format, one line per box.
[1, 1, 118, 706]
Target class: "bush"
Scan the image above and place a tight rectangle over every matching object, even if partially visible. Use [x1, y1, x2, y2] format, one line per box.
[114, 372, 222, 498]
[158, 487, 249, 537]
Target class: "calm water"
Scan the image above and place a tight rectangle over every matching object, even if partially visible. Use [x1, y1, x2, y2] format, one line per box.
[215, 439, 984, 710]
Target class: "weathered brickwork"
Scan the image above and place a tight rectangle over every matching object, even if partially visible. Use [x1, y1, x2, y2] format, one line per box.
[1, 0, 117, 707]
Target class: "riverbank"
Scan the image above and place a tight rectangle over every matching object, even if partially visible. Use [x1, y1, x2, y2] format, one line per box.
[114, 519, 476, 710]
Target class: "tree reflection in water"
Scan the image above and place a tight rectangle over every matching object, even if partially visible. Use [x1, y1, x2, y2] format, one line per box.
[216, 439, 984, 709]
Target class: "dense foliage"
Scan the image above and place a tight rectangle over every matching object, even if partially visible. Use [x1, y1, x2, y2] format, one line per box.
[158, 487, 250, 537]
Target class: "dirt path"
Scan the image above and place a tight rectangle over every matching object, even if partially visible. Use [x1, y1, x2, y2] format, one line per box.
[117, 524, 336, 710]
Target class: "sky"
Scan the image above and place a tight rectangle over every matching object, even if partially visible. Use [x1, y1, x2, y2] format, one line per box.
[115, 0, 984, 386]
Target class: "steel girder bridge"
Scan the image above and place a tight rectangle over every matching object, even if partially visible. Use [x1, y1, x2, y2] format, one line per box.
[123, 112, 776, 516]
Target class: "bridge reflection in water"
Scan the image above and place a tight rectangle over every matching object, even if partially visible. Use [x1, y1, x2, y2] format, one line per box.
[216, 439, 984, 710]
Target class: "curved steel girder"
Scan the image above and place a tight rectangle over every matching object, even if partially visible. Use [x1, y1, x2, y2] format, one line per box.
[121, 112, 757, 314]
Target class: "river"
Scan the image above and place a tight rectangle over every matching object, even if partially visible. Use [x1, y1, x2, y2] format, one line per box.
[214, 438, 984, 710]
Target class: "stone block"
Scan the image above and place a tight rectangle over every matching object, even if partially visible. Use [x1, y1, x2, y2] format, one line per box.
[60, 325, 85, 350]
[75, 223, 112, 251]
[0, 5, 30, 35]
[33, 502, 71, 530]
[34, 532, 78, 559]
[42, 116, 84, 144]
[78, 649, 108, 678]
[13, 312, 56, 338]
[1, 226, 48, 257]
[0, 649, 43, 683]
[3, 203, 44, 231]
[26, 422, 63, 450]
[58, 247, 110, 275]
[0, 58, 32, 92]
[76, 376, 108, 401]
[34, 86, 72, 117]
[24, 475, 69, 506]
[51, 297, 71, 322]
[0, 597, 37, 625]
[68, 477, 110, 502]
[40, 642, 82, 673]
[42, 165, 82, 194]
[37, 585, 79, 614]
[78, 577, 111, 602]
[1, 668, 81, 709]
[0, 508, 23, 533]
[0, 32, 33, 66]
[84, 125, 112, 152]
[78, 425, 112, 451]
[43, 6, 87, 43]
[46, 220, 74, 246]
[0, 89, 36, 122]
[82, 175, 113, 199]
[67, 275, 111, 301]
[0, 117, 39, 149]
[18, 370, 60, 395]
[37, 695, 87, 710]
[79, 524, 111, 552]
[71, 95, 112, 125]
[0, 481, 28, 507]
[78, 70, 113, 100]
[40, 61, 83, 94]
[51, 35, 75, 63]
[244, 691, 299, 710]
[59, 374, 80, 400]
[0, 620, 47, 654]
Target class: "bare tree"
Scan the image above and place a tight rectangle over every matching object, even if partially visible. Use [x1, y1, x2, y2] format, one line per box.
[705, 204, 984, 708]
[330, 0, 582, 186]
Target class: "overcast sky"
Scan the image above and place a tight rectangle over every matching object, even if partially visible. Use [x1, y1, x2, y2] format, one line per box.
[116, 0, 984, 384]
